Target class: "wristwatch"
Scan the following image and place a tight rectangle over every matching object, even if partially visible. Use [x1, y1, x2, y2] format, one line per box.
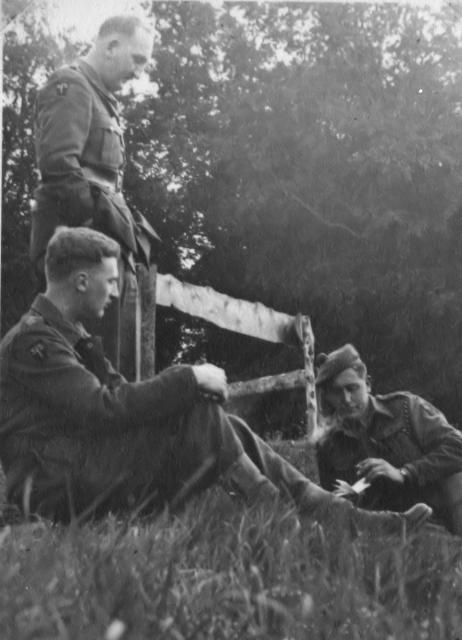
[399, 467, 411, 483]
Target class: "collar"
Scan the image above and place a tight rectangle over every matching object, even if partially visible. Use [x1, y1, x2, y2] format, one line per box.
[76, 59, 119, 109]
[331, 395, 393, 439]
[369, 395, 394, 419]
[30, 294, 88, 347]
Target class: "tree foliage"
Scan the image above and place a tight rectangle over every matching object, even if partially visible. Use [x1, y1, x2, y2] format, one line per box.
[3, 2, 462, 432]
[2, 12, 81, 330]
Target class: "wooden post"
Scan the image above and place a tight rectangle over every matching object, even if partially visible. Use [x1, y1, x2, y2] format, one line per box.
[297, 315, 317, 438]
[140, 263, 157, 379]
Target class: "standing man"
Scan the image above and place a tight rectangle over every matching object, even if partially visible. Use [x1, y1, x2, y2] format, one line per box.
[31, 15, 160, 380]
[0, 228, 431, 533]
[315, 344, 462, 535]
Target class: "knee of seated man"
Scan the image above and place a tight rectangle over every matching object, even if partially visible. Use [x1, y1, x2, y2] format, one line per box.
[177, 399, 244, 471]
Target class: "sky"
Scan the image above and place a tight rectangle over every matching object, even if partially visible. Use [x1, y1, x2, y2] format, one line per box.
[41, 0, 150, 40]
[14, 0, 446, 43]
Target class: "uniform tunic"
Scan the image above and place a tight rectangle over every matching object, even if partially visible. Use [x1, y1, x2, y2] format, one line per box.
[32, 59, 158, 265]
[31, 60, 159, 378]
[0, 296, 242, 521]
[316, 393, 462, 531]
[1, 296, 335, 524]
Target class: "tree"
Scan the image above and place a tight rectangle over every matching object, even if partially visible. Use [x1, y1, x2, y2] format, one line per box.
[2, 13, 80, 331]
[4, 2, 462, 433]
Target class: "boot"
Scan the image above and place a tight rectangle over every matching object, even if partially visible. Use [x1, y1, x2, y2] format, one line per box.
[352, 502, 433, 536]
[220, 453, 280, 503]
[228, 429, 433, 536]
[301, 489, 432, 537]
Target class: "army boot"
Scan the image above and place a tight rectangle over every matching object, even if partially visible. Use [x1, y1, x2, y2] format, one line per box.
[300, 489, 432, 537]
[236, 435, 433, 536]
[351, 501, 433, 536]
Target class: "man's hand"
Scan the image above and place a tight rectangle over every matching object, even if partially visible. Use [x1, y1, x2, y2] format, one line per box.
[191, 363, 229, 403]
[356, 458, 404, 484]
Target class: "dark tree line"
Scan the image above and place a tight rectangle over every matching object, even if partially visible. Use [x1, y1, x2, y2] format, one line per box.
[3, 2, 462, 434]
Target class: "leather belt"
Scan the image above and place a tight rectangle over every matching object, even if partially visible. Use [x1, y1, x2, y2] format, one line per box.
[82, 166, 122, 192]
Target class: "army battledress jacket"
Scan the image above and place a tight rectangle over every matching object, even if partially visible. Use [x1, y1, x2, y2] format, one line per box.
[316, 392, 462, 525]
[31, 59, 159, 267]
[0, 295, 243, 521]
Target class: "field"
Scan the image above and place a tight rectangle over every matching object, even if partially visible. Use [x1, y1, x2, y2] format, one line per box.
[1, 442, 462, 640]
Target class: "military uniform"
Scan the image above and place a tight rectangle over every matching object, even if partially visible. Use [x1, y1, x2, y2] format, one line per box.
[32, 60, 159, 379]
[316, 392, 462, 533]
[0, 295, 349, 525]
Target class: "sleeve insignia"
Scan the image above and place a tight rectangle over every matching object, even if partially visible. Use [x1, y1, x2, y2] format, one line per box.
[29, 341, 47, 362]
[56, 82, 69, 96]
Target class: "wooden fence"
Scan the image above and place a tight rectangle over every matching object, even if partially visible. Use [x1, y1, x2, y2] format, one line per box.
[140, 269, 317, 437]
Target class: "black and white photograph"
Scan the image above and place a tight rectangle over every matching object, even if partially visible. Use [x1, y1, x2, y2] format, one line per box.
[2, 0, 462, 637]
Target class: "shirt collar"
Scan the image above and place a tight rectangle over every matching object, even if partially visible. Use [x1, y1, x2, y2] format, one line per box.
[369, 395, 394, 419]
[76, 59, 119, 108]
[332, 395, 393, 438]
[30, 294, 88, 347]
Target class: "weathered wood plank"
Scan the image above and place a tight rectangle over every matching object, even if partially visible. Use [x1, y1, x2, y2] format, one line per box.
[156, 273, 300, 345]
[297, 315, 318, 438]
[140, 264, 157, 379]
[228, 369, 308, 398]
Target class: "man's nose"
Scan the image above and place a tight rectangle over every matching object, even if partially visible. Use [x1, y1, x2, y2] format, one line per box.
[112, 282, 120, 298]
[342, 390, 352, 404]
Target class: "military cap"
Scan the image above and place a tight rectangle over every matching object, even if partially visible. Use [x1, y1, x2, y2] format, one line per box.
[315, 344, 363, 387]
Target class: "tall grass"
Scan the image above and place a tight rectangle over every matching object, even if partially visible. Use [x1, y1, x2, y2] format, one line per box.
[0, 447, 461, 639]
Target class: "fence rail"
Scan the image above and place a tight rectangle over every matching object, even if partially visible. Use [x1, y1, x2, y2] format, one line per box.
[146, 269, 317, 436]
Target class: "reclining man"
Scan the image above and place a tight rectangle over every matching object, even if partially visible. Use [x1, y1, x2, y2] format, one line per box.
[0, 228, 432, 534]
[315, 344, 462, 535]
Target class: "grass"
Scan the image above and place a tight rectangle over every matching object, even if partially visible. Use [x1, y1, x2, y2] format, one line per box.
[0, 443, 462, 640]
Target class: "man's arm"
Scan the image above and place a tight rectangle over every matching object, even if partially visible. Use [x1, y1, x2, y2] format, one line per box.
[35, 69, 95, 225]
[8, 326, 200, 432]
[357, 396, 462, 487]
[402, 394, 462, 486]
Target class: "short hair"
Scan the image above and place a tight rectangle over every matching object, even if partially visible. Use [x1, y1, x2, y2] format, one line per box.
[45, 227, 120, 283]
[97, 15, 150, 39]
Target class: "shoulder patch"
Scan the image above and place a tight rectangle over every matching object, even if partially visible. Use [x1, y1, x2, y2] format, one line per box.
[56, 81, 69, 97]
[29, 341, 48, 362]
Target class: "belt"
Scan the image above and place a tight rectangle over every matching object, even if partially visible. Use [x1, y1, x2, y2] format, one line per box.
[82, 166, 123, 192]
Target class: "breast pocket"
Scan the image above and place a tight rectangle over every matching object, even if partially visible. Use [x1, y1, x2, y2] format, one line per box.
[101, 124, 124, 166]
[87, 112, 125, 170]
[376, 429, 422, 468]
[99, 125, 124, 168]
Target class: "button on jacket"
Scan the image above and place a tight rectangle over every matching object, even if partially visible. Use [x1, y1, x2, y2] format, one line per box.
[316, 392, 462, 525]
[31, 60, 159, 267]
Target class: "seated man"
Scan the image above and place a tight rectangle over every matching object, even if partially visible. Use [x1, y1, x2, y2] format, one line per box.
[315, 344, 462, 535]
[0, 228, 431, 535]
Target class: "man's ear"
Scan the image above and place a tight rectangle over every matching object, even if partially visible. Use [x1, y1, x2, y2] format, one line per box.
[366, 375, 372, 392]
[74, 272, 89, 293]
[105, 38, 120, 56]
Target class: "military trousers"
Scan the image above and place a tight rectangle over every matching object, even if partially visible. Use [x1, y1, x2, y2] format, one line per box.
[10, 401, 335, 524]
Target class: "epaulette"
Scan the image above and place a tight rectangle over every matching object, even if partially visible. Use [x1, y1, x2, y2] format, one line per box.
[376, 390, 413, 402]
[45, 65, 87, 87]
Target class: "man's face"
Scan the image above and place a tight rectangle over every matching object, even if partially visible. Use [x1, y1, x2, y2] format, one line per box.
[103, 27, 153, 92]
[78, 257, 119, 321]
[324, 368, 370, 421]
